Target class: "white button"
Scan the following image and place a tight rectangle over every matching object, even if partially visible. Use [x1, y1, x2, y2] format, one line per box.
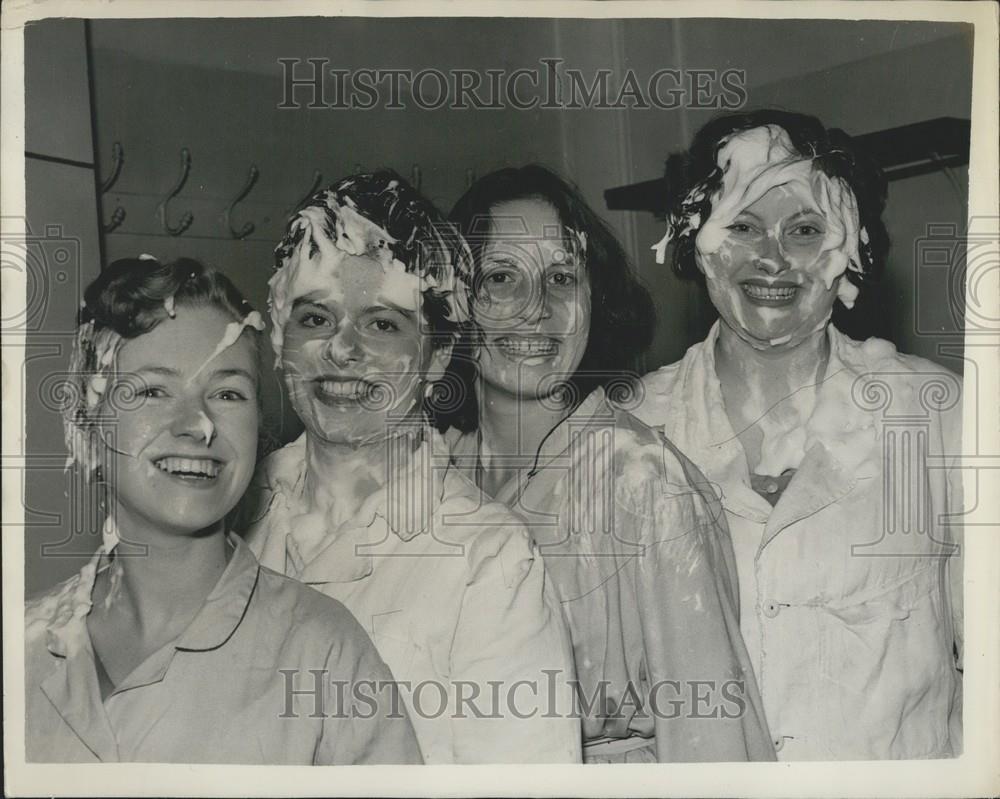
[765, 481, 779, 495]
[763, 601, 781, 618]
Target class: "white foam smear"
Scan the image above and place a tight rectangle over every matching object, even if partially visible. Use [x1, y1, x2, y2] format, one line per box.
[186, 310, 264, 383]
[64, 324, 125, 475]
[654, 124, 867, 312]
[196, 409, 215, 445]
[269, 188, 470, 367]
[163, 294, 176, 318]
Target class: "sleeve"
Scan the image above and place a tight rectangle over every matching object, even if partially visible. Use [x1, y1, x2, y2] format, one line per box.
[446, 523, 582, 764]
[314, 617, 424, 765]
[634, 456, 776, 762]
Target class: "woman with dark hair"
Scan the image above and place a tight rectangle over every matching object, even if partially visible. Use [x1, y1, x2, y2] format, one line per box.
[241, 171, 581, 764]
[444, 165, 774, 762]
[25, 256, 421, 764]
[636, 110, 963, 759]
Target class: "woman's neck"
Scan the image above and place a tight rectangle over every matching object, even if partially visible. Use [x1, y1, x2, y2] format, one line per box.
[715, 322, 830, 411]
[301, 422, 423, 527]
[97, 510, 230, 633]
[476, 380, 573, 494]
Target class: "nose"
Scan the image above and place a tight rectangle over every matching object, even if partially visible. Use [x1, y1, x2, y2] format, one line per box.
[519, 278, 554, 325]
[170, 399, 215, 446]
[322, 320, 361, 368]
[753, 234, 790, 275]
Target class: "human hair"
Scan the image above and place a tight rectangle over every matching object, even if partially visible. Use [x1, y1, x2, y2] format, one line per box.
[272, 169, 472, 349]
[64, 256, 261, 476]
[667, 109, 889, 287]
[439, 164, 655, 432]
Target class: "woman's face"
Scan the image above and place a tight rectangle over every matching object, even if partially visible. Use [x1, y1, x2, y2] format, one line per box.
[280, 253, 449, 447]
[472, 197, 591, 401]
[102, 304, 259, 538]
[698, 182, 843, 349]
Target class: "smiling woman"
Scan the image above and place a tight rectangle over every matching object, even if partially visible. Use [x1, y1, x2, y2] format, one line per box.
[24, 256, 421, 765]
[442, 165, 775, 762]
[637, 110, 963, 760]
[242, 171, 582, 764]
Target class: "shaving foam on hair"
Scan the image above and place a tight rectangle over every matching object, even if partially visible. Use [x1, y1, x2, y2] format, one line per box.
[655, 124, 867, 308]
[269, 182, 471, 367]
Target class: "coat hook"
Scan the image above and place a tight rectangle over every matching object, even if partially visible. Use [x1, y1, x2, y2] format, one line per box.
[465, 168, 477, 190]
[224, 165, 260, 240]
[411, 164, 422, 192]
[291, 169, 323, 212]
[158, 147, 194, 236]
[101, 141, 125, 192]
[100, 142, 126, 233]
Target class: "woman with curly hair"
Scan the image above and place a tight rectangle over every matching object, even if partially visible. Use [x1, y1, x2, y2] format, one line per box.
[25, 256, 421, 764]
[442, 165, 774, 762]
[636, 110, 963, 759]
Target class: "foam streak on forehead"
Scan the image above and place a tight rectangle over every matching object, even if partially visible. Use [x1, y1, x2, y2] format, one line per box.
[268, 197, 410, 362]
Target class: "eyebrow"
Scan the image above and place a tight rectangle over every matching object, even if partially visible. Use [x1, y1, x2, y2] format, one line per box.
[366, 303, 415, 319]
[291, 295, 334, 312]
[786, 209, 823, 222]
[132, 366, 256, 382]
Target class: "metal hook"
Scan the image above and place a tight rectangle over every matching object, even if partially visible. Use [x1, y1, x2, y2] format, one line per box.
[158, 148, 194, 236]
[224, 165, 260, 240]
[465, 168, 477, 190]
[291, 169, 323, 212]
[411, 164, 422, 192]
[100, 142, 126, 233]
[101, 141, 124, 192]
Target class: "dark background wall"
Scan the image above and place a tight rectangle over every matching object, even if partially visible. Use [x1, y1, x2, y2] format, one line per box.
[24, 17, 972, 594]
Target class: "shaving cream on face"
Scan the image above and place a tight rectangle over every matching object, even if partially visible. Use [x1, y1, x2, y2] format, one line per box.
[187, 310, 265, 383]
[672, 125, 866, 350]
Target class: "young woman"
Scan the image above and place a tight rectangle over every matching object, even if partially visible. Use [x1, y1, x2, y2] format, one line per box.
[637, 110, 963, 759]
[25, 256, 421, 764]
[241, 172, 581, 764]
[442, 165, 774, 762]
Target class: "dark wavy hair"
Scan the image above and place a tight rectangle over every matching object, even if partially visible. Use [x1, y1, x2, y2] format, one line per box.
[438, 164, 655, 433]
[667, 110, 889, 290]
[274, 169, 471, 347]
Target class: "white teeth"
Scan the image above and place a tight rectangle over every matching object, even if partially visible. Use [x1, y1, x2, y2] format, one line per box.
[497, 338, 557, 356]
[154, 457, 220, 478]
[318, 380, 367, 398]
[743, 284, 797, 300]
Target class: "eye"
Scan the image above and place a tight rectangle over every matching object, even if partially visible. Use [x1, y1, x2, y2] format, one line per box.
[548, 271, 577, 287]
[137, 385, 168, 399]
[300, 312, 332, 328]
[370, 318, 399, 333]
[213, 388, 249, 402]
[726, 221, 756, 235]
[485, 270, 514, 284]
[789, 222, 824, 237]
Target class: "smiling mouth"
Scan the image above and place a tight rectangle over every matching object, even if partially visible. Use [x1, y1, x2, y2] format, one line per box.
[495, 337, 558, 358]
[153, 456, 222, 481]
[314, 378, 374, 405]
[741, 282, 799, 304]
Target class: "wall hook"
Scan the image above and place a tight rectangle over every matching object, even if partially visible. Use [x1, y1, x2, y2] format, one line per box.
[411, 163, 422, 192]
[101, 141, 125, 192]
[465, 168, 477, 190]
[291, 169, 323, 212]
[100, 141, 126, 233]
[224, 164, 260, 240]
[158, 147, 194, 236]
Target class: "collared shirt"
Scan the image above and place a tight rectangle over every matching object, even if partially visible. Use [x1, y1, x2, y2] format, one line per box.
[241, 429, 582, 765]
[448, 390, 776, 763]
[25, 534, 422, 764]
[636, 322, 963, 760]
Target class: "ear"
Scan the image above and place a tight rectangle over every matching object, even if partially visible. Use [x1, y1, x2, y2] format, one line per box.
[424, 339, 454, 384]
